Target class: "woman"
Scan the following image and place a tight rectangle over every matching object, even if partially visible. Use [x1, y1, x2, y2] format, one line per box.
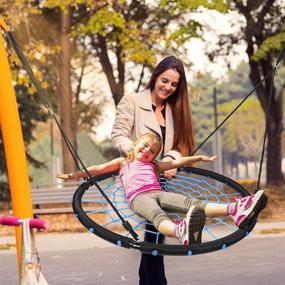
[111, 55, 195, 285]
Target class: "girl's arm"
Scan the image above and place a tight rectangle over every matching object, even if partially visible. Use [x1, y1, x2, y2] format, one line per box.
[57, 157, 124, 180]
[157, 155, 218, 172]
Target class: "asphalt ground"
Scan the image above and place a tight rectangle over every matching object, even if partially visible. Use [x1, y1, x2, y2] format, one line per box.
[1, 222, 285, 284]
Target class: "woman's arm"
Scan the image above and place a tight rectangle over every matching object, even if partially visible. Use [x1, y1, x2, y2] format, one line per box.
[161, 155, 177, 178]
[164, 150, 182, 160]
[157, 155, 218, 172]
[111, 93, 135, 156]
[57, 157, 124, 180]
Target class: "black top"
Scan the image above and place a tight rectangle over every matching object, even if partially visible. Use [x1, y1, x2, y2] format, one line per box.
[152, 104, 166, 156]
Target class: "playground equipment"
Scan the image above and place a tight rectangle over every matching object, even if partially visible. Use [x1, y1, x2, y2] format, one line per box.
[72, 167, 267, 256]
[0, 216, 49, 284]
[0, 17, 34, 273]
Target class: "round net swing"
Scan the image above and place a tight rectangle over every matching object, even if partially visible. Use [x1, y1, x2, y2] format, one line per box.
[72, 167, 258, 256]
[3, 20, 283, 257]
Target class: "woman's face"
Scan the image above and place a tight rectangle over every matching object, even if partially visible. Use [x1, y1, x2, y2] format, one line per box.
[152, 68, 180, 102]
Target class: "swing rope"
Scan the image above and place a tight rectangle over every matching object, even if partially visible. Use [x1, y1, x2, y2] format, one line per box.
[192, 45, 285, 192]
[191, 68, 275, 156]
[256, 46, 285, 190]
[2, 22, 140, 242]
[256, 66, 277, 191]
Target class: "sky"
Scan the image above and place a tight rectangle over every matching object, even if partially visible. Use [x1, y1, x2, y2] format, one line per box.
[186, 9, 247, 77]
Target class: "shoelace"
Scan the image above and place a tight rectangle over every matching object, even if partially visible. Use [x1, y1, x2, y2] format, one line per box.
[228, 195, 254, 216]
[174, 219, 186, 240]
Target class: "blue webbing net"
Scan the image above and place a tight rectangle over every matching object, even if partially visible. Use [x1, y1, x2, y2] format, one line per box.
[78, 169, 243, 245]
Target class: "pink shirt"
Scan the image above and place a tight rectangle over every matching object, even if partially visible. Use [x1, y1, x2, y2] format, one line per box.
[119, 160, 163, 204]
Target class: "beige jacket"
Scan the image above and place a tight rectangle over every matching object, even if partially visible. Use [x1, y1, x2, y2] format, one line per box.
[111, 89, 181, 159]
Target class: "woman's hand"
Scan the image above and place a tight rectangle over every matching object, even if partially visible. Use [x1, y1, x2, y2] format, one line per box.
[162, 156, 177, 178]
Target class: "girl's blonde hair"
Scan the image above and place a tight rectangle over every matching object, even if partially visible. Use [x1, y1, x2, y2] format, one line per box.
[127, 133, 162, 161]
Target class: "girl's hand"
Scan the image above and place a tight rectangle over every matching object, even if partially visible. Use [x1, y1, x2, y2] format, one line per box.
[201, 155, 218, 162]
[57, 173, 77, 180]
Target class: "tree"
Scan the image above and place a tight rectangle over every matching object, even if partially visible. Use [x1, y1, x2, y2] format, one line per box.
[191, 62, 253, 150]
[58, 6, 77, 173]
[72, 0, 228, 105]
[232, 0, 285, 185]
[219, 97, 265, 178]
[0, 1, 52, 199]
[201, 1, 285, 185]
[38, 1, 106, 173]
[0, 1, 106, 187]
[31, 0, 227, 171]
[0, 85, 48, 200]
[191, 62, 270, 179]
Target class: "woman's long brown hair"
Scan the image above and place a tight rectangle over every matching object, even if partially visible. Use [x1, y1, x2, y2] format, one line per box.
[145, 56, 195, 156]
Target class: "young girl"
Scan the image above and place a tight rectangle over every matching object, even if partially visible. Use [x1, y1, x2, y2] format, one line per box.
[58, 133, 267, 245]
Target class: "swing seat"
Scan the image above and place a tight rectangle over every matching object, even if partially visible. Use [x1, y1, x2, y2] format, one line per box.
[73, 167, 258, 256]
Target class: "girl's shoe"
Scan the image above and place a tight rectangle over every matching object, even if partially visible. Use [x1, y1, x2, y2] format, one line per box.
[174, 205, 206, 245]
[229, 190, 268, 229]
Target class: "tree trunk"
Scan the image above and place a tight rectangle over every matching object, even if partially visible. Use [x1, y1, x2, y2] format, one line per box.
[266, 103, 283, 185]
[92, 35, 125, 106]
[235, 0, 285, 186]
[58, 7, 77, 174]
[247, 56, 284, 185]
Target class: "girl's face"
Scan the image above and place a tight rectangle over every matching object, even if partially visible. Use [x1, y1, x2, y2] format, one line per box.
[133, 137, 161, 163]
[152, 69, 180, 102]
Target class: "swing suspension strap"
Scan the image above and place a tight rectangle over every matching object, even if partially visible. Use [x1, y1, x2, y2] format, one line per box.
[2, 23, 140, 242]
[5, 28, 83, 172]
[191, 68, 275, 156]
[256, 45, 285, 191]
[192, 45, 285, 191]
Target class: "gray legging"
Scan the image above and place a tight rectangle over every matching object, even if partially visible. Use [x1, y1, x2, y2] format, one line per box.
[130, 190, 207, 229]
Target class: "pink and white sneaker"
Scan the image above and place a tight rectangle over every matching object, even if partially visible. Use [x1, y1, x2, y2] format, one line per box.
[174, 205, 206, 245]
[228, 190, 268, 229]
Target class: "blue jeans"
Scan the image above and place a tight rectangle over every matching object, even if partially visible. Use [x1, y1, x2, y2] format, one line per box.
[139, 223, 167, 285]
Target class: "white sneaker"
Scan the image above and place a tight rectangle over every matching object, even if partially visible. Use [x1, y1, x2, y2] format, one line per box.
[174, 205, 206, 245]
[229, 190, 268, 229]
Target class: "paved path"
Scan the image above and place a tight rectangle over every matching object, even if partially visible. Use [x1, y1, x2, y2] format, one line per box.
[1, 222, 285, 284]
[1, 221, 284, 253]
[1, 234, 285, 285]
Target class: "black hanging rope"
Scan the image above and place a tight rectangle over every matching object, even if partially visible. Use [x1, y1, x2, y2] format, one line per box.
[192, 44, 285, 192]
[256, 45, 285, 191]
[191, 68, 276, 156]
[5, 29, 84, 173]
[191, 44, 285, 156]
[2, 23, 140, 242]
[276, 45, 285, 66]
[255, 68, 276, 191]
